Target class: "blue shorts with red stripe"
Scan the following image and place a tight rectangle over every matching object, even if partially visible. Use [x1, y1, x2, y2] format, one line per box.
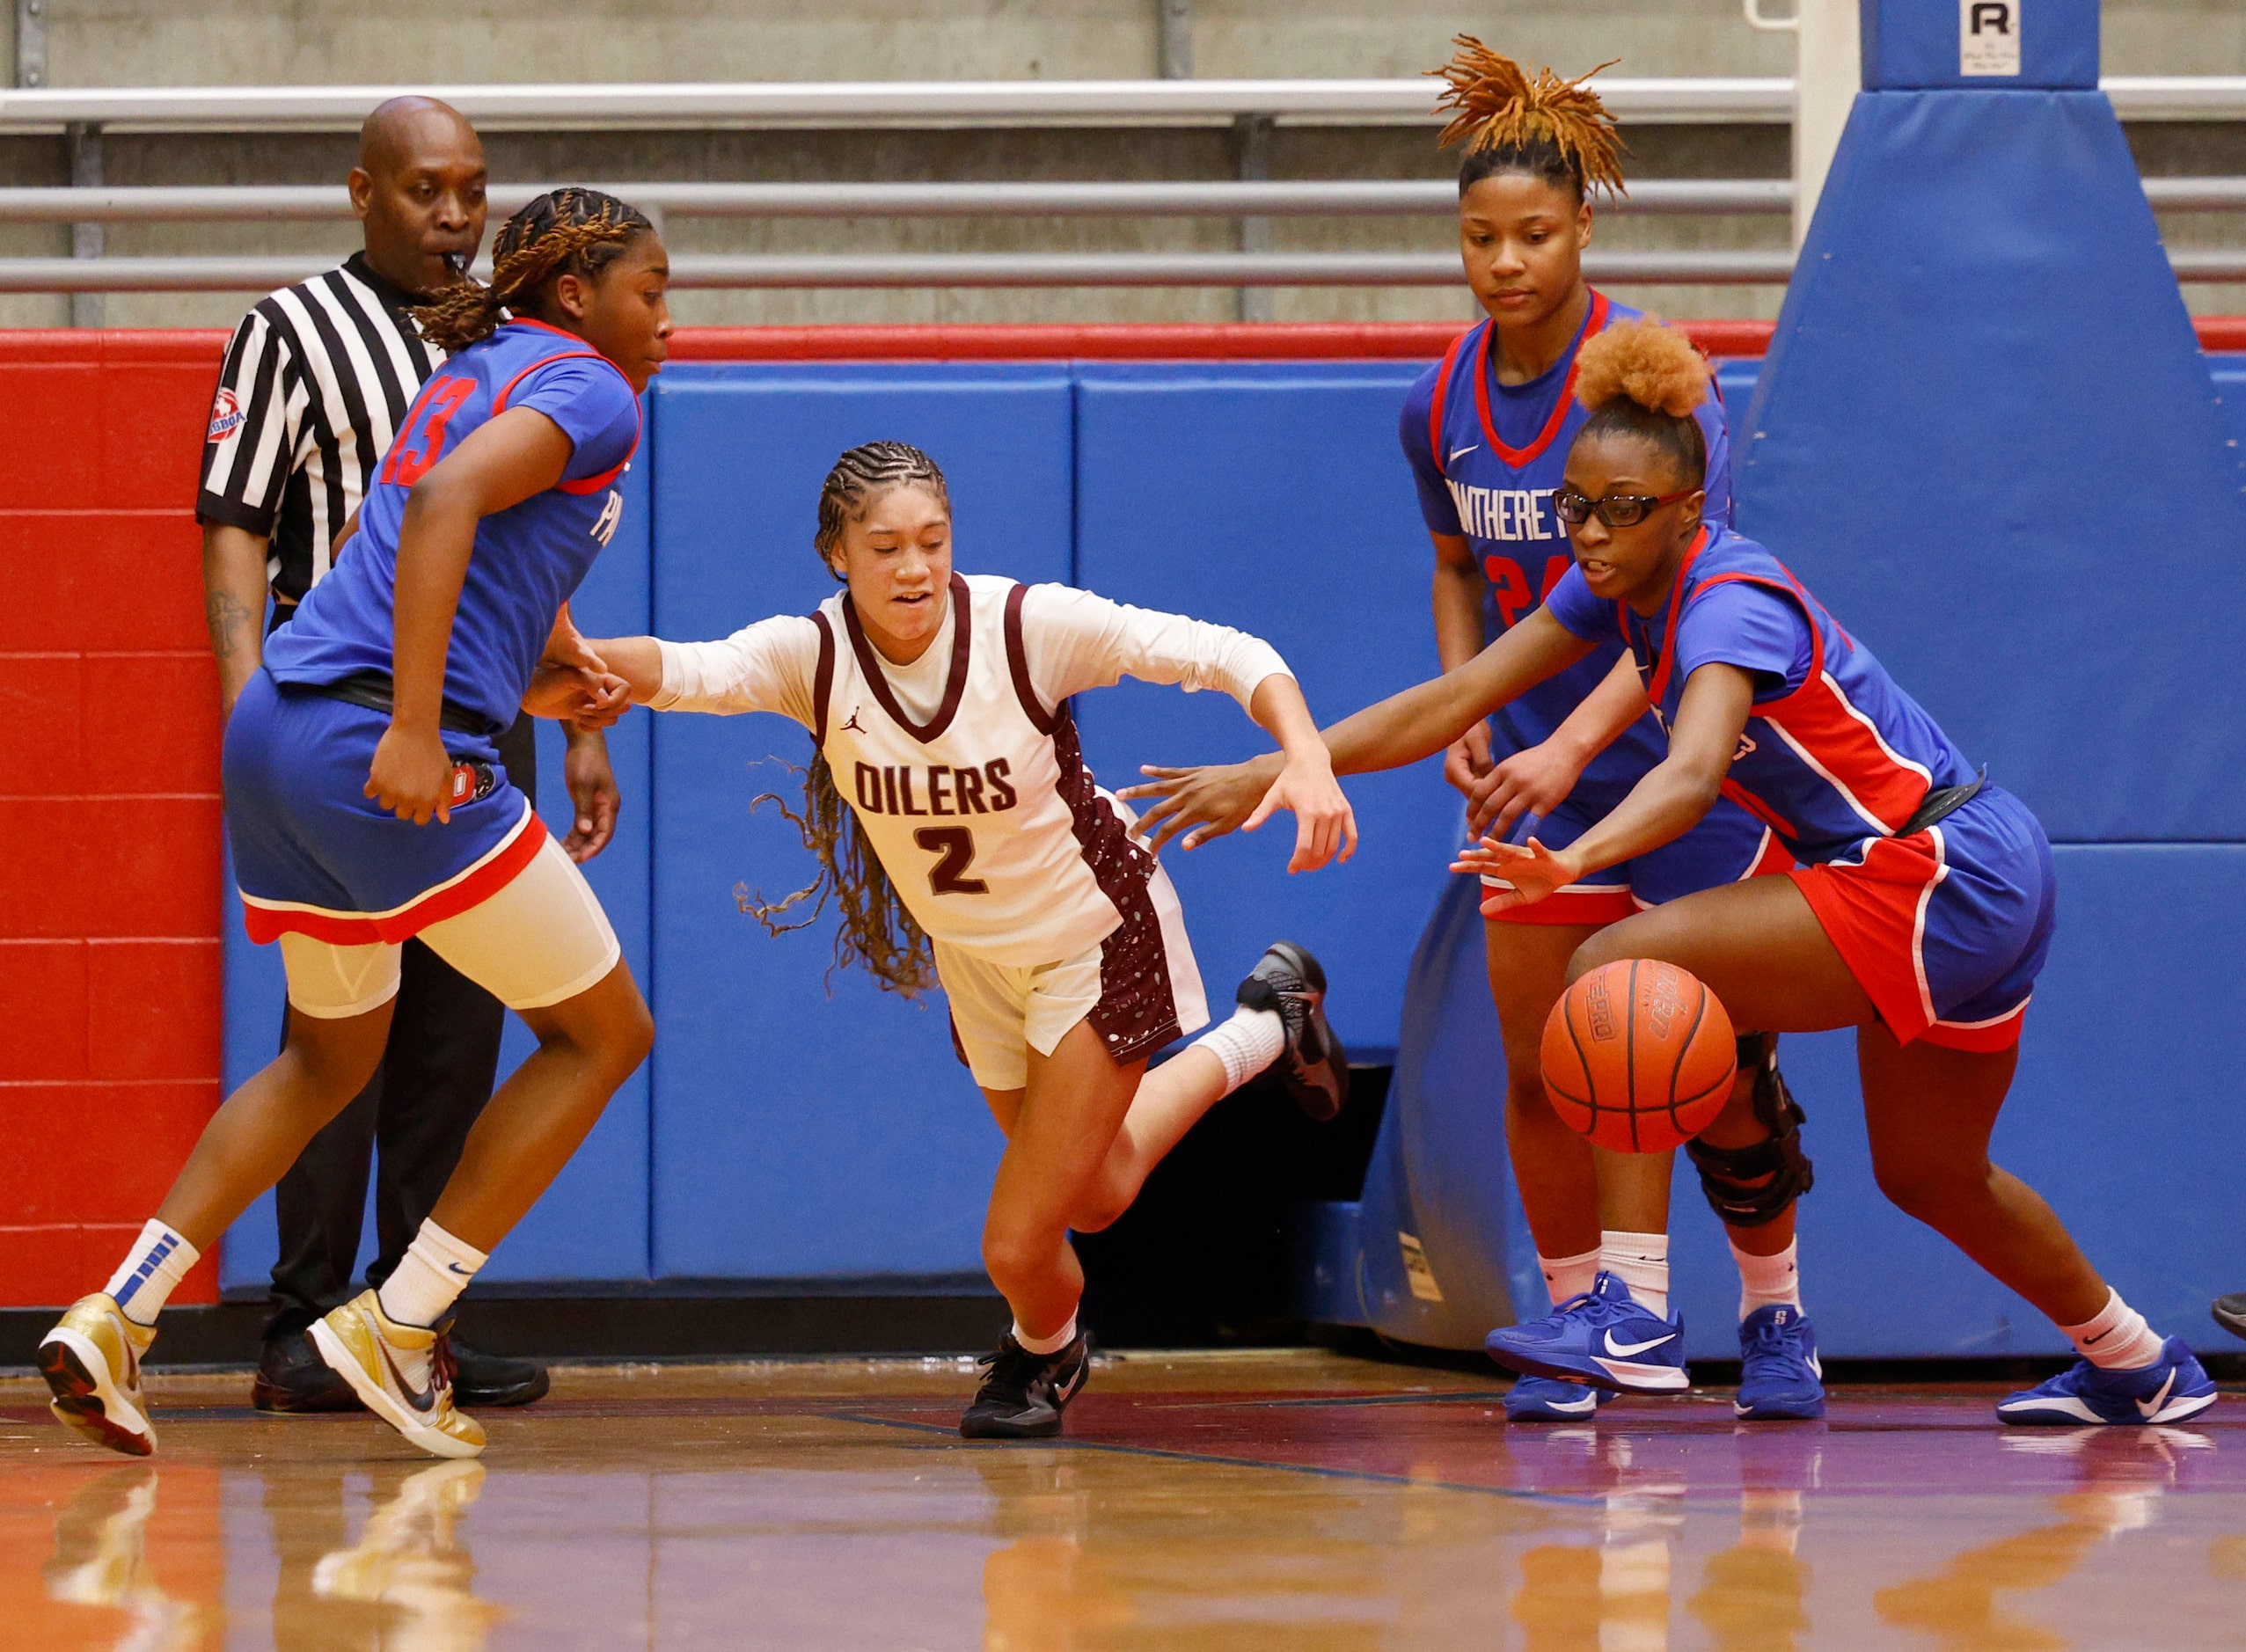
[224, 668, 546, 946]
[1482, 780, 1791, 926]
[1789, 784, 2054, 1051]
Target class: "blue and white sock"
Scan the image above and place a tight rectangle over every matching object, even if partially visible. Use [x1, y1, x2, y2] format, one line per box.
[104, 1219, 201, 1328]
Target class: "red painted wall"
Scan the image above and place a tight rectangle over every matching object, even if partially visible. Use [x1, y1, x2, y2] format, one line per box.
[0, 329, 232, 1308]
[2, 314, 2236, 1308]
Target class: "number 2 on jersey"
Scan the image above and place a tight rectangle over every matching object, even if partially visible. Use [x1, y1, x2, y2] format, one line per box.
[915, 826, 988, 895]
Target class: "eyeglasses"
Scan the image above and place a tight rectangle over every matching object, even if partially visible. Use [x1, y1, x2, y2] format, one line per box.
[1553, 487, 1696, 529]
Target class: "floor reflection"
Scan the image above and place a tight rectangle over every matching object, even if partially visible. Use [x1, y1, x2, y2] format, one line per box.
[43, 1465, 209, 1651]
[2, 1360, 2241, 1651]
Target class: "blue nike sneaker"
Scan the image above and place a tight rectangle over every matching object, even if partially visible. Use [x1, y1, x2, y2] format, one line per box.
[1503, 1374, 1614, 1422]
[1996, 1337, 2218, 1427]
[1733, 1305, 1826, 1421]
[1483, 1271, 1688, 1394]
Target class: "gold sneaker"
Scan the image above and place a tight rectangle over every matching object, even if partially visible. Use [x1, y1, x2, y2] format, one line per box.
[311, 1290, 486, 1459]
[38, 1294, 158, 1457]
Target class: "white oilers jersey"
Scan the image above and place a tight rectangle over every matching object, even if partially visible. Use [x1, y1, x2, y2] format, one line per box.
[814, 574, 1148, 967]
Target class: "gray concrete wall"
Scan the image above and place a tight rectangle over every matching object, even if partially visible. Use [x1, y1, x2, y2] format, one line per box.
[16, 1, 2243, 84]
[0, 4, 2239, 328]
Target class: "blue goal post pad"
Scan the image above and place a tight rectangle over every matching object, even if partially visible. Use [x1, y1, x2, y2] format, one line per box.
[1864, 0, 2097, 91]
[1737, 86, 2246, 843]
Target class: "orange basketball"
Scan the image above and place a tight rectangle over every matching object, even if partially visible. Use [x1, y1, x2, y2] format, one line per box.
[1540, 960, 1738, 1154]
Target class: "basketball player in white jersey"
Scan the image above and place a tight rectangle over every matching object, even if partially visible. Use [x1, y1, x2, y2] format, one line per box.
[586, 442, 1357, 1438]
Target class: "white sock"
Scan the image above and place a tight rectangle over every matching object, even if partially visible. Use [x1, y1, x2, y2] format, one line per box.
[1540, 1246, 1602, 1307]
[377, 1220, 487, 1332]
[1013, 1314, 1078, 1356]
[104, 1219, 201, 1328]
[1190, 1005, 1285, 1097]
[1601, 1230, 1670, 1319]
[1731, 1237, 1803, 1320]
[2063, 1288, 2163, 1371]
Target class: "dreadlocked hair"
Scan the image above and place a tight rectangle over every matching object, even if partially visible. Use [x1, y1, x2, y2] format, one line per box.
[737, 441, 955, 999]
[1571, 316, 1710, 487]
[412, 186, 655, 354]
[1430, 36, 1627, 203]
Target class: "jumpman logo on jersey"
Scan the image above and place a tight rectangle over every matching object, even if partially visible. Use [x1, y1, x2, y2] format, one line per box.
[840, 707, 867, 735]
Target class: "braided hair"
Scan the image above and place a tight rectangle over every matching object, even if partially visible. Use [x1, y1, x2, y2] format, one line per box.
[1430, 36, 1627, 202]
[1571, 317, 1710, 486]
[736, 442, 954, 998]
[413, 186, 655, 353]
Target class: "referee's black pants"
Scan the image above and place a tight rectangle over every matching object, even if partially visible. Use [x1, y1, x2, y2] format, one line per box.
[263, 713, 538, 1341]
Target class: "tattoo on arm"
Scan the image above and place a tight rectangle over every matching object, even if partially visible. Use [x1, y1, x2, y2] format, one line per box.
[206, 589, 255, 658]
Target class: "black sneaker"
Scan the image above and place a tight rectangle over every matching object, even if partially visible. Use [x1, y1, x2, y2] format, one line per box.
[450, 1338, 550, 1408]
[1236, 940, 1349, 1121]
[2214, 1294, 2246, 1344]
[252, 1328, 364, 1414]
[959, 1330, 1093, 1440]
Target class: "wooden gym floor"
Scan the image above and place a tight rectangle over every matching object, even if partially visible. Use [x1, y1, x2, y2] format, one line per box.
[4, 1349, 2242, 1648]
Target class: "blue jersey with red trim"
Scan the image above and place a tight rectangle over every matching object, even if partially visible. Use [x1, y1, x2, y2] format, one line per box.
[1545, 526, 1979, 864]
[1399, 292, 1733, 791]
[263, 318, 641, 731]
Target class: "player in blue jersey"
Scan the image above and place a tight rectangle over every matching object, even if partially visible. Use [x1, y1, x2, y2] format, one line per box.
[1137, 318, 2213, 1428]
[1397, 40, 1817, 1420]
[37, 188, 671, 1463]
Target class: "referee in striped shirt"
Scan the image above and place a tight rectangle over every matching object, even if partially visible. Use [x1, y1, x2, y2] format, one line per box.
[198, 98, 615, 1412]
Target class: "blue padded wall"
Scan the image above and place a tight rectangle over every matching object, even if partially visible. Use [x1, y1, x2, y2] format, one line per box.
[1071, 364, 1458, 1058]
[220, 446, 655, 1291]
[644, 366, 1069, 1280]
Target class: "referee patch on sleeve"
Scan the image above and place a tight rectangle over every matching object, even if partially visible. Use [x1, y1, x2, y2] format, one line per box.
[208, 388, 245, 442]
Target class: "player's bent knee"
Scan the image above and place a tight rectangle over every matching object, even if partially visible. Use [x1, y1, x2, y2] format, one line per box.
[1869, 1153, 1990, 1223]
[1686, 1033, 1814, 1226]
[1565, 920, 1646, 984]
[981, 1227, 1050, 1293]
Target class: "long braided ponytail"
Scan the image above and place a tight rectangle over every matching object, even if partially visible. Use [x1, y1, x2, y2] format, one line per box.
[413, 186, 655, 353]
[735, 442, 954, 998]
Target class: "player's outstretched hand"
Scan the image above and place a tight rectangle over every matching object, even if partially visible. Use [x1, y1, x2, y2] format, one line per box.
[366, 723, 457, 826]
[1245, 750, 1358, 873]
[523, 663, 630, 726]
[1467, 738, 1589, 840]
[1450, 835, 1583, 917]
[1118, 753, 1282, 857]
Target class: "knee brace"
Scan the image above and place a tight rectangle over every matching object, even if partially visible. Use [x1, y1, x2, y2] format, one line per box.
[1685, 1033, 1814, 1228]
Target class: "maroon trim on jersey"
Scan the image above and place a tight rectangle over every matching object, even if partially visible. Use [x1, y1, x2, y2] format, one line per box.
[809, 610, 836, 747]
[842, 572, 973, 743]
[1003, 581, 1057, 735]
[1472, 290, 1611, 469]
[1425, 323, 1478, 480]
[1046, 701, 1184, 1065]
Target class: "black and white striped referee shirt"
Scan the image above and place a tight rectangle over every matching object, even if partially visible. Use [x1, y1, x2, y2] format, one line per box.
[195, 252, 443, 606]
